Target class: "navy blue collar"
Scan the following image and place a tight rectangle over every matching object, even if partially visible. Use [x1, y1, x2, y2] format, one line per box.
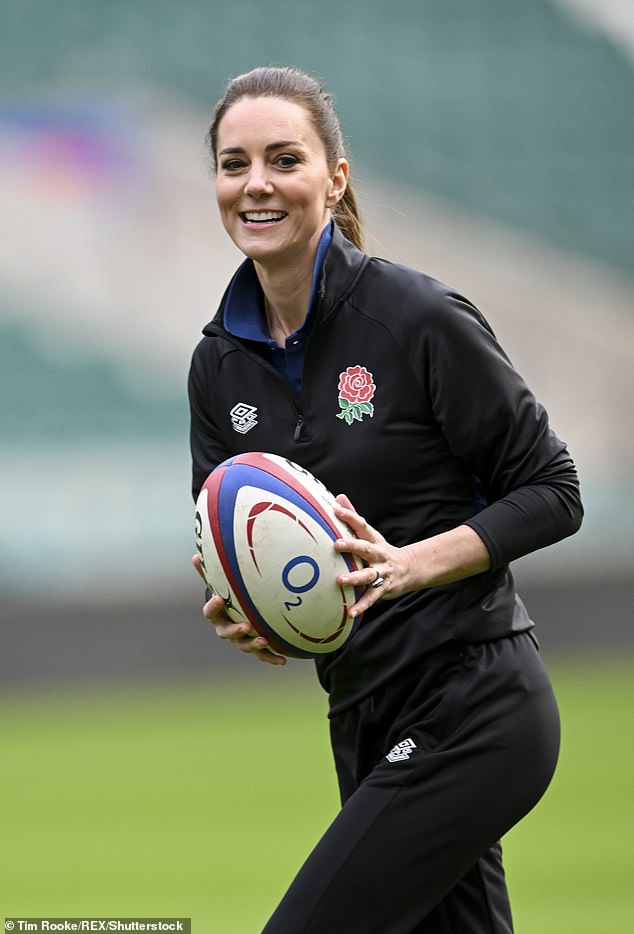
[224, 222, 333, 343]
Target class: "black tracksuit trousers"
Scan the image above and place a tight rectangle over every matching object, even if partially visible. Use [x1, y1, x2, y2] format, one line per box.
[262, 631, 560, 933]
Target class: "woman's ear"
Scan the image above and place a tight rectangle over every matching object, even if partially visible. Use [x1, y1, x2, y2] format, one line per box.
[326, 159, 349, 207]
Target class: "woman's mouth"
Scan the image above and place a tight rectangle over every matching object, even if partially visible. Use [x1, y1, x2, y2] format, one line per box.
[240, 210, 287, 225]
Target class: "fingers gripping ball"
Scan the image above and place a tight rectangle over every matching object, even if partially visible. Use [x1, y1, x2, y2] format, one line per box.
[194, 453, 365, 658]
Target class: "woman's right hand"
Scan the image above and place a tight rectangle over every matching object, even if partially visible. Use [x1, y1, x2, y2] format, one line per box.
[192, 555, 287, 666]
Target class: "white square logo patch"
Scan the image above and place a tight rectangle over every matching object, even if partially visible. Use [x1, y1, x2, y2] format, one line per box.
[230, 402, 258, 434]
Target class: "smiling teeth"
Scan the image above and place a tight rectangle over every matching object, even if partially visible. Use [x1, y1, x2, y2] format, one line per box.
[244, 211, 286, 222]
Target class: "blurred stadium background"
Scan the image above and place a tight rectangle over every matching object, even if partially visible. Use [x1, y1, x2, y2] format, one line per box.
[1, 0, 633, 928]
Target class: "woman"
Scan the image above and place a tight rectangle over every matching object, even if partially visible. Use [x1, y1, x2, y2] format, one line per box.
[188, 65, 583, 934]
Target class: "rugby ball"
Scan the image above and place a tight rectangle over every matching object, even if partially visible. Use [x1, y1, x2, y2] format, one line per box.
[194, 453, 364, 658]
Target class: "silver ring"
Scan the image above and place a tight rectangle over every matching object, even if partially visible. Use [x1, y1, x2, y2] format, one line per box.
[370, 574, 385, 589]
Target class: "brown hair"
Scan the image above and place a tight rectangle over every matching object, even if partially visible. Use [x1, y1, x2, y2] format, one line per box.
[207, 65, 363, 250]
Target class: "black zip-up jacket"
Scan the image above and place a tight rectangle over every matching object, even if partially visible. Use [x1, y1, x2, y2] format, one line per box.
[189, 227, 583, 715]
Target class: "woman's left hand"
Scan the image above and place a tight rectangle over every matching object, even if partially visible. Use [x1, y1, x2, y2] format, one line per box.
[333, 493, 492, 619]
[333, 493, 417, 617]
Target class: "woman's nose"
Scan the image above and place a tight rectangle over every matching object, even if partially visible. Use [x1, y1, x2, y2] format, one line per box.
[244, 163, 273, 196]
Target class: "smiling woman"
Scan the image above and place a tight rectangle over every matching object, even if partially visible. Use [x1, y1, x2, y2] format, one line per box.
[187, 65, 583, 933]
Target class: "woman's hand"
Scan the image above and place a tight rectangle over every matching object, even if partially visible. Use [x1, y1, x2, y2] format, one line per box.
[333, 494, 491, 618]
[192, 555, 287, 666]
[333, 495, 418, 618]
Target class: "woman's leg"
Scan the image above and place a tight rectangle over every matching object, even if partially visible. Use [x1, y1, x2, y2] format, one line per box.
[262, 633, 559, 934]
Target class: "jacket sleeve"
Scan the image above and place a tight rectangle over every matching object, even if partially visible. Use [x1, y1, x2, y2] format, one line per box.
[425, 289, 583, 569]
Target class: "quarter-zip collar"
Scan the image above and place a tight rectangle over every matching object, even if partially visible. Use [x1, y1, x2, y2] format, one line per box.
[222, 222, 333, 343]
[214, 223, 333, 396]
[203, 225, 369, 338]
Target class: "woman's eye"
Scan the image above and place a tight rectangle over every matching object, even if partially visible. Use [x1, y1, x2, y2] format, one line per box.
[276, 154, 299, 168]
[220, 159, 246, 172]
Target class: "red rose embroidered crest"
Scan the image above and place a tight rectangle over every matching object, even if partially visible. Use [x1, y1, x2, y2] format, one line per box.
[336, 365, 376, 424]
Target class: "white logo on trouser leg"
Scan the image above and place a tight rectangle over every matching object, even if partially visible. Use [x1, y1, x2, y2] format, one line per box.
[386, 738, 417, 762]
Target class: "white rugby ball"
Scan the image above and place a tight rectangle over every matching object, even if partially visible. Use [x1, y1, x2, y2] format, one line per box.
[194, 452, 364, 658]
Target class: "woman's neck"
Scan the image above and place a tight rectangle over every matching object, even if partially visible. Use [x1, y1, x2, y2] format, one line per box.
[255, 255, 315, 348]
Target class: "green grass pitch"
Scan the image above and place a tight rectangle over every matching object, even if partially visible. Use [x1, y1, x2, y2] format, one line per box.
[1, 657, 632, 931]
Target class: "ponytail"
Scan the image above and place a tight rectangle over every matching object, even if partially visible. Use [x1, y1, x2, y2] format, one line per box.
[332, 182, 363, 251]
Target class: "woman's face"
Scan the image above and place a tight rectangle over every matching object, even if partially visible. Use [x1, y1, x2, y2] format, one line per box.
[215, 96, 348, 270]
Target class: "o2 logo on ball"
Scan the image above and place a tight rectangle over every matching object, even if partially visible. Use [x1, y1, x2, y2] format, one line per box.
[281, 554, 320, 612]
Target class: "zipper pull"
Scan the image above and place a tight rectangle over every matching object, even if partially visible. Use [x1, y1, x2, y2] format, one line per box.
[294, 416, 304, 441]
